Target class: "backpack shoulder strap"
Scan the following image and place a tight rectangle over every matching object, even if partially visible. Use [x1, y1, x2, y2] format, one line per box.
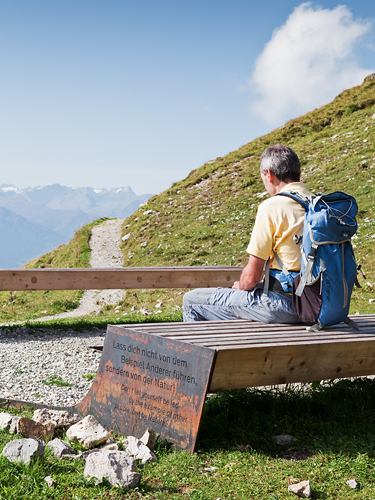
[276, 191, 309, 211]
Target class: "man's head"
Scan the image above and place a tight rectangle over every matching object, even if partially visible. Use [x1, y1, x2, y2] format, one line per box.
[260, 144, 300, 183]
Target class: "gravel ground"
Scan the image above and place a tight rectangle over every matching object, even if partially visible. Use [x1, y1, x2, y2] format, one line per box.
[0, 327, 105, 407]
[0, 218, 125, 407]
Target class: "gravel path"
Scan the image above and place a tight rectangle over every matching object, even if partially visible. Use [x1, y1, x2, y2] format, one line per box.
[0, 218, 125, 407]
[32, 218, 126, 322]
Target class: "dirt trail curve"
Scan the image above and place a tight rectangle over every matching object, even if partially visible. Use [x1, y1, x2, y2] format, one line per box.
[31, 218, 125, 322]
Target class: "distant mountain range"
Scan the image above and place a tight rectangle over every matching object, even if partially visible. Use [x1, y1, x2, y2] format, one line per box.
[0, 184, 153, 268]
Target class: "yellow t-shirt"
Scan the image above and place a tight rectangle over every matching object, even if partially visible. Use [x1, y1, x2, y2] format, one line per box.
[246, 182, 313, 271]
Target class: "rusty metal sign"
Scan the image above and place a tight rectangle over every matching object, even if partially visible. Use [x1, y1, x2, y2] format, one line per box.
[75, 325, 215, 453]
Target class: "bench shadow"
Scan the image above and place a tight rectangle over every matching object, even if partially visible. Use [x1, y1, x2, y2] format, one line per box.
[197, 378, 375, 459]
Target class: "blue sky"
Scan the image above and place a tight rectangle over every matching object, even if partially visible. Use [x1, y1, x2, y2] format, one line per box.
[0, 1, 374, 195]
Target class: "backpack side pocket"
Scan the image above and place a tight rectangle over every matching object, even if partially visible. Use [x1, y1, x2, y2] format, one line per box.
[292, 274, 322, 325]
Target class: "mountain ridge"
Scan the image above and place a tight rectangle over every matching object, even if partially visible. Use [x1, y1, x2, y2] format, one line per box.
[0, 183, 153, 268]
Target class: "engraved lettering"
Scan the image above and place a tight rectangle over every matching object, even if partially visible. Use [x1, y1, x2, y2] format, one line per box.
[113, 341, 127, 350]
[146, 362, 171, 377]
[121, 355, 145, 369]
[154, 378, 176, 392]
[141, 349, 158, 359]
[172, 357, 188, 367]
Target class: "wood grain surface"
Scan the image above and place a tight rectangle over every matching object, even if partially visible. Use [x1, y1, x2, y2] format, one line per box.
[0, 266, 241, 290]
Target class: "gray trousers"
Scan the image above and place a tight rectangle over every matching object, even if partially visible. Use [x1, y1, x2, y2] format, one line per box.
[183, 286, 301, 323]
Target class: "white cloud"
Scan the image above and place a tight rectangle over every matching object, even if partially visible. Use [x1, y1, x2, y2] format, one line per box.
[250, 3, 374, 125]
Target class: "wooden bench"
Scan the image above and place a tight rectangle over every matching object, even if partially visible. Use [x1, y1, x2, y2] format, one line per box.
[75, 314, 375, 452]
[1, 266, 373, 451]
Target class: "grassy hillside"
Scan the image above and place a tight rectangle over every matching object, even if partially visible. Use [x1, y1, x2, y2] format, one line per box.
[120, 74, 375, 314]
[2, 75, 375, 324]
[0, 220, 105, 323]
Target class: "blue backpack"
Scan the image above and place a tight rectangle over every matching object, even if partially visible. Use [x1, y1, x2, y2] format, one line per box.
[271, 191, 359, 330]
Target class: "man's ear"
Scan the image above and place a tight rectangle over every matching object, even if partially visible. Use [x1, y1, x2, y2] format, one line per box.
[266, 169, 275, 183]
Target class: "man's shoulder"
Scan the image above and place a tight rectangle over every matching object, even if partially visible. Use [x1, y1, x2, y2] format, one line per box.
[280, 182, 313, 199]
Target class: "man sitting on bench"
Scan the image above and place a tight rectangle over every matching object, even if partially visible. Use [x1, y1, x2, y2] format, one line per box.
[183, 144, 313, 323]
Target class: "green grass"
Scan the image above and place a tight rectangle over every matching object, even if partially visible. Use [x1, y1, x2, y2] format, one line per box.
[41, 375, 73, 387]
[2, 78, 375, 322]
[1, 76, 375, 499]
[1, 378, 375, 499]
[117, 76, 375, 315]
[0, 219, 110, 323]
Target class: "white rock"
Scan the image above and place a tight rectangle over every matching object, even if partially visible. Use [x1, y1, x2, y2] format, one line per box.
[8, 416, 20, 434]
[47, 438, 77, 458]
[347, 479, 360, 489]
[44, 476, 57, 488]
[124, 435, 157, 465]
[140, 242, 148, 247]
[122, 233, 131, 241]
[140, 428, 157, 451]
[2, 438, 45, 464]
[140, 308, 152, 315]
[100, 442, 119, 451]
[84, 450, 141, 489]
[143, 210, 153, 215]
[78, 449, 102, 462]
[66, 415, 109, 449]
[372, 113, 375, 120]
[0, 413, 13, 431]
[288, 480, 311, 498]
[34, 409, 81, 429]
[369, 299, 375, 304]
[274, 434, 297, 445]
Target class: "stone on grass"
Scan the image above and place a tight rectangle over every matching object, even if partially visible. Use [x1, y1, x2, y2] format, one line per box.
[17, 417, 56, 441]
[34, 409, 81, 430]
[84, 450, 141, 489]
[66, 415, 109, 449]
[100, 442, 119, 451]
[44, 476, 57, 488]
[8, 416, 20, 434]
[2, 438, 45, 464]
[123, 435, 157, 465]
[0, 413, 20, 434]
[47, 438, 77, 458]
[140, 428, 157, 451]
[78, 449, 102, 462]
[347, 479, 360, 489]
[288, 480, 311, 498]
[0, 413, 14, 431]
[274, 434, 297, 445]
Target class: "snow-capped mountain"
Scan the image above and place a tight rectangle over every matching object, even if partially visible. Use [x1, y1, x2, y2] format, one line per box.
[0, 184, 153, 268]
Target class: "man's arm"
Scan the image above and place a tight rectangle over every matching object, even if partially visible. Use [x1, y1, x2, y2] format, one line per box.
[232, 254, 265, 291]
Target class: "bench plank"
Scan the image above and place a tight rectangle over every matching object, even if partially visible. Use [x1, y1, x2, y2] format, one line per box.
[119, 316, 375, 391]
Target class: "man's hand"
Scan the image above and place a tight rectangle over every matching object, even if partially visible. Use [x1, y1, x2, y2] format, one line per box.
[232, 254, 265, 290]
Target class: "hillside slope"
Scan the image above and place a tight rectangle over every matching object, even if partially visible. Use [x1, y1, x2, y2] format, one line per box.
[0, 220, 104, 323]
[2, 76, 375, 324]
[120, 74, 375, 313]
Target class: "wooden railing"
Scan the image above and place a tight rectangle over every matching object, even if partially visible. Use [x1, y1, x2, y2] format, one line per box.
[0, 266, 242, 291]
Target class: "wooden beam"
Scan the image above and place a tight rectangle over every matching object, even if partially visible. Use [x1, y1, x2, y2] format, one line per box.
[0, 266, 242, 291]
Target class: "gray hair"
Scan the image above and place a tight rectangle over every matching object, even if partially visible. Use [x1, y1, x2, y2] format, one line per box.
[260, 144, 300, 182]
